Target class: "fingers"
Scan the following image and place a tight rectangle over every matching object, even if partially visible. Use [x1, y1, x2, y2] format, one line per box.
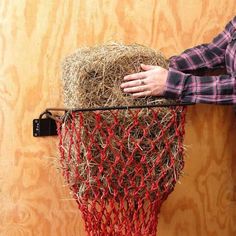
[123, 71, 147, 82]
[120, 64, 167, 98]
[141, 64, 157, 71]
[121, 77, 146, 89]
[132, 90, 152, 98]
[123, 84, 149, 94]
[122, 64, 159, 83]
[132, 88, 163, 98]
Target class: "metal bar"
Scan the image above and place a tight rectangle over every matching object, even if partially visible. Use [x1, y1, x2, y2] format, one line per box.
[45, 102, 195, 114]
[33, 102, 195, 136]
[43, 102, 195, 122]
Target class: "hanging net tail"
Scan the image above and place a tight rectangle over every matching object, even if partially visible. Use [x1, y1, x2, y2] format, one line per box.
[56, 106, 186, 236]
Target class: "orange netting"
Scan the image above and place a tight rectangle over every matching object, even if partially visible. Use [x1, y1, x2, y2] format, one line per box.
[56, 106, 186, 236]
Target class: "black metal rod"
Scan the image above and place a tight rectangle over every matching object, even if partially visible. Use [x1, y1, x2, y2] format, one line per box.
[43, 102, 195, 122]
[45, 102, 195, 114]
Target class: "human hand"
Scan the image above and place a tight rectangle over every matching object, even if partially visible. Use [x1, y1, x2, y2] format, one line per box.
[120, 64, 168, 98]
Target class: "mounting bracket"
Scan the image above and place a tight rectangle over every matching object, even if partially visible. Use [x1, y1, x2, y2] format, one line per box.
[33, 111, 58, 137]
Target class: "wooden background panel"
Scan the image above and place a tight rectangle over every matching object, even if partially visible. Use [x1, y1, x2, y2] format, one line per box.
[158, 104, 236, 236]
[0, 0, 235, 235]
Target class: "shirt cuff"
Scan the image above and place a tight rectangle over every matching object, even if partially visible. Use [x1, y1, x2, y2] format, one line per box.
[164, 68, 188, 99]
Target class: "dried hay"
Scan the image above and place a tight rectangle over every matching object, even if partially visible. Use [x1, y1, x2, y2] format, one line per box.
[59, 42, 185, 201]
[61, 42, 172, 109]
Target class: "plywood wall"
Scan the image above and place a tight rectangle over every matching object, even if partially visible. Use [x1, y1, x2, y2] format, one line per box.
[0, 1, 235, 235]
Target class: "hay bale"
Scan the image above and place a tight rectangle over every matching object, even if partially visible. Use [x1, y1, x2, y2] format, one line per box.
[62, 42, 170, 109]
[60, 42, 185, 199]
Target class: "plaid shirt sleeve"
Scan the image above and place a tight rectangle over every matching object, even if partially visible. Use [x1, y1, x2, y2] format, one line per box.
[165, 17, 236, 104]
[168, 17, 235, 71]
[165, 68, 236, 104]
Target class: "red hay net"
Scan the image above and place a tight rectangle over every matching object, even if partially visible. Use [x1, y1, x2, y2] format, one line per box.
[56, 106, 186, 236]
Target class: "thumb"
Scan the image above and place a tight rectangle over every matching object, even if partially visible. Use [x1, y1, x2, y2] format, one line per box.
[140, 64, 157, 71]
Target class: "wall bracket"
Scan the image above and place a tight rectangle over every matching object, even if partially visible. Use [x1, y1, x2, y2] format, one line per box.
[33, 112, 58, 137]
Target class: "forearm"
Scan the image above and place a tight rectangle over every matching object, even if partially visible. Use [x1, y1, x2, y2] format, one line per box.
[165, 68, 236, 104]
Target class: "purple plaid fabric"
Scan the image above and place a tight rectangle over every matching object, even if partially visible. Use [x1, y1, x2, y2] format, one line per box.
[166, 16, 236, 104]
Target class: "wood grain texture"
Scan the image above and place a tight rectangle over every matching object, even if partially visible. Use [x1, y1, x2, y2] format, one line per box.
[0, 0, 235, 235]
